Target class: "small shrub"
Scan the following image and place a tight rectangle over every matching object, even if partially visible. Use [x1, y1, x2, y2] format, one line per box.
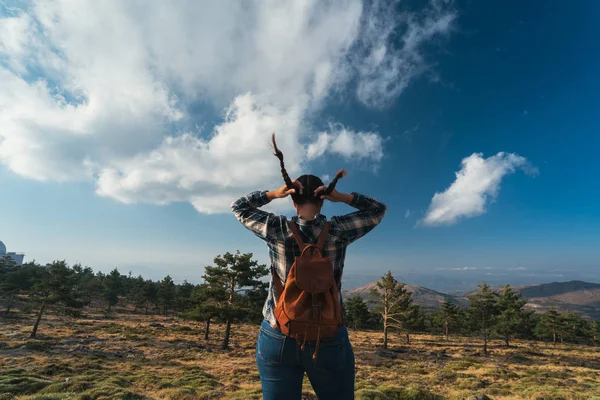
[506, 353, 533, 364]
[23, 340, 54, 352]
[173, 326, 193, 333]
[40, 363, 74, 376]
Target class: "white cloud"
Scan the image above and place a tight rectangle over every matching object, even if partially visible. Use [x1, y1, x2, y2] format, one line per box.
[507, 266, 527, 271]
[96, 93, 304, 213]
[405, 209, 411, 218]
[421, 152, 537, 226]
[0, 0, 456, 214]
[306, 123, 384, 162]
[353, 0, 457, 108]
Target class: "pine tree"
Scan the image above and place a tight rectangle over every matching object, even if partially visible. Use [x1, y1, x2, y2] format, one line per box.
[158, 275, 175, 316]
[404, 303, 425, 344]
[141, 280, 159, 315]
[1, 256, 22, 314]
[592, 320, 600, 346]
[344, 295, 371, 330]
[184, 283, 228, 340]
[202, 251, 268, 349]
[131, 275, 147, 313]
[468, 281, 499, 355]
[535, 308, 561, 344]
[29, 261, 84, 338]
[495, 285, 529, 347]
[175, 279, 196, 313]
[103, 268, 122, 314]
[559, 311, 591, 344]
[120, 270, 136, 303]
[435, 298, 460, 340]
[369, 271, 413, 349]
[75, 265, 101, 308]
[240, 282, 268, 323]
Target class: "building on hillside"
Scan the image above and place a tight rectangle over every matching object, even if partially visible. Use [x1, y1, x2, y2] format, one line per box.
[0, 241, 25, 265]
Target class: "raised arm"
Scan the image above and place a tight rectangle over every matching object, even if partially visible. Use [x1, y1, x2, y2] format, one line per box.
[231, 184, 298, 242]
[319, 189, 387, 244]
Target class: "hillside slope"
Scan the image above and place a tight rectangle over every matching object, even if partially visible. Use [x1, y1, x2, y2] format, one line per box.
[345, 280, 600, 319]
[343, 282, 465, 309]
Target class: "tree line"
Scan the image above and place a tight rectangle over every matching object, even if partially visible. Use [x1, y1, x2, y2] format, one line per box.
[0, 251, 267, 350]
[346, 271, 600, 354]
[2, 256, 599, 355]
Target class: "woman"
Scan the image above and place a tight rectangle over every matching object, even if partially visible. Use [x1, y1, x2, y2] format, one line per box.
[231, 134, 387, 399]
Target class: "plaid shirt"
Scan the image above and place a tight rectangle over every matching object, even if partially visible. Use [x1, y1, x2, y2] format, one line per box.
[231, 190, 387, 327]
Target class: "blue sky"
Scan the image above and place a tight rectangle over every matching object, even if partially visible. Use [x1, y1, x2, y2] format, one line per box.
[1, 0, 599, 290]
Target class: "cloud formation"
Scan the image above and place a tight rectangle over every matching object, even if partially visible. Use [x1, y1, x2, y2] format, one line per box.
[421, 152, 537, 226]
[306, 123, 384, 163]
[0, 0, 456, 213]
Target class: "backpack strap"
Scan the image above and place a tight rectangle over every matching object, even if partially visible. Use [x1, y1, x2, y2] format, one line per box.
[316, 222, 330, 250]
[271, 266, 284, 300]
[288, 220, 331, 251]
[287, 220, 306, 249]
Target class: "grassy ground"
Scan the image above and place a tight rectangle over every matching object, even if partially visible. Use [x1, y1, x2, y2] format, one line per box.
[1, 311, 599, 400]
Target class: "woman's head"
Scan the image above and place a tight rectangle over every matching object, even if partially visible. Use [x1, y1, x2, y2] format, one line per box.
[292, 174, 325, 205]
[271, 133, 346, 210]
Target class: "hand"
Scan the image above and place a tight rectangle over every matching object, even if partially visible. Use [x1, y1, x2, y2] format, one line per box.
[314, 186, 349, 203]
[268, 180, 303, 200]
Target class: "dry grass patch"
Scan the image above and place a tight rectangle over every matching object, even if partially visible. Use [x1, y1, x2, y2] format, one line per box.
[2, 312, 600, 399]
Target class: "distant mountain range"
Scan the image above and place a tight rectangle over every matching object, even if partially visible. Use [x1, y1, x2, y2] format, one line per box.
[343, 280, 600, 319]
[343, 282, 458, 308]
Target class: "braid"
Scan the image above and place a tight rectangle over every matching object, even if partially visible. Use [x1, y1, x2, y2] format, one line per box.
[271, 132, 295, 190]
[322, 169, 347, 195]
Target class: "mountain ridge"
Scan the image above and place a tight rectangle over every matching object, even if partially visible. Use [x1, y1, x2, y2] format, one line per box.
[343, 279, 600, 319]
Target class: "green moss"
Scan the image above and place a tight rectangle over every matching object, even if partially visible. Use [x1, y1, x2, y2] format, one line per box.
[0, 375, 52, 395]
[506, 353, 533, 364]
[21, 394, 74, 400]
[356, 385, 443, 400]
[40, 362, 75, 376]
[515, 384, 592, 400]
[23, 340, 55, 352]
[456, 377, 488, 390]
[405, 364, 428, 375]
[77, 386, 146, 400]
[356, 389, 387, 400]
[38, 377, 95, 394]
[482, 367, 519, 380]
[436, 369, 458, 382]
[444, 358, 481, 371]
[228, 388, 262, 400]
[487, 382, 513, 396]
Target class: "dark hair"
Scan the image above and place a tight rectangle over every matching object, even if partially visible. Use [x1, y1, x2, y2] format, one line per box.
[271, 133, 346, 205]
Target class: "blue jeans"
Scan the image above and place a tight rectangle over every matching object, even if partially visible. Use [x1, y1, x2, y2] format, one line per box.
[256, 319, 355, 399]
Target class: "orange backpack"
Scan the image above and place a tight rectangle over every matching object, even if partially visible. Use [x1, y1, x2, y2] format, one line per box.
[272, 220, 343, 359]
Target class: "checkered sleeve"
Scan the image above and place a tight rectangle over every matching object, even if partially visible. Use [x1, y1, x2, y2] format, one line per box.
[231, 190, 287, 242]
[331, 192, 387, 244]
